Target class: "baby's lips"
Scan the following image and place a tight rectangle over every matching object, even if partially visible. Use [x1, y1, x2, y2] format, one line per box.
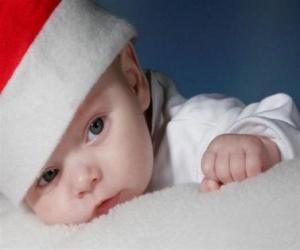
[93, 192, 121, 218]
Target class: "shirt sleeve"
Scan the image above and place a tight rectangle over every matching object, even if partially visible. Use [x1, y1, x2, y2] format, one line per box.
[224, 93, 300, 159]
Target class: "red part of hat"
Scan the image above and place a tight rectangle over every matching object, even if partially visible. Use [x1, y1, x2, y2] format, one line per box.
[0, 0, 61, 93]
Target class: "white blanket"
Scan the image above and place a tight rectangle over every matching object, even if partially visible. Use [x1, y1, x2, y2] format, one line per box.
[0, 159, 299, 250]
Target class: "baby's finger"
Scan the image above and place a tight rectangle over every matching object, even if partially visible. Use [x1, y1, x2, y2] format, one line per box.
[215, 152, 232, 184]
[229, 150, 247, 181]
[199, 178, 221, 192]
[245, 151, 264, 178]
[201, 151, 217, 180]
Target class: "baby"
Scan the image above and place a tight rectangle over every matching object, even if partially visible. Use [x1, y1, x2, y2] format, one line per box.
[1, 0, 300, 225]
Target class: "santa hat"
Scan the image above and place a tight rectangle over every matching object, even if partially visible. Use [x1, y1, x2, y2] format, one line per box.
[0, 0, 136, 205]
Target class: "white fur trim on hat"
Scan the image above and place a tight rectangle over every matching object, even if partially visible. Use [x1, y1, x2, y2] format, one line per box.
[0, 0, 136, 205]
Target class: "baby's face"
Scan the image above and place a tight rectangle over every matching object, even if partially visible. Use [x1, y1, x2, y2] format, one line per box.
[25, 47, 153, 224]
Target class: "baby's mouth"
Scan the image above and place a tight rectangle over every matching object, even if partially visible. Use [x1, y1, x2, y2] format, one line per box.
[92, 193, 121, 218]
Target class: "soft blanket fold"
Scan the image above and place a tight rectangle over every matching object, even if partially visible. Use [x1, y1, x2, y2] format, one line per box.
[0, 159, 299, 250]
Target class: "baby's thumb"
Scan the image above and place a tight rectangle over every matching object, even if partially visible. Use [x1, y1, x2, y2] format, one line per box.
[199, 178, 221, 192]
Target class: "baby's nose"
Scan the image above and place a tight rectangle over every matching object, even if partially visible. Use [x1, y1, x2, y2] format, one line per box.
[64, 152, 102, 198]
[73, 165, 102, 198]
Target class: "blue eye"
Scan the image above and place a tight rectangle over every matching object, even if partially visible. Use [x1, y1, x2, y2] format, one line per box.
[88, 117, 104, 141]
[37, 168, 59, 187]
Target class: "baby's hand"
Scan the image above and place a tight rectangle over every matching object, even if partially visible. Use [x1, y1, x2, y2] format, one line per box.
[199, 134, 281, 192]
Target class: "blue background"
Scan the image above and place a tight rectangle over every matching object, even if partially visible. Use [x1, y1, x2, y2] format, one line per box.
[97, 0, 300, 105]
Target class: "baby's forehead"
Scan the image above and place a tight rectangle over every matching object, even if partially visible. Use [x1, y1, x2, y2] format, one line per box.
[76, 81, 105, 114]
[69, 63, 119, 124]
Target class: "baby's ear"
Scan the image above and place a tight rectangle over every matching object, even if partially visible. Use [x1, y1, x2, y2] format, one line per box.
[119, 42, 150, 112]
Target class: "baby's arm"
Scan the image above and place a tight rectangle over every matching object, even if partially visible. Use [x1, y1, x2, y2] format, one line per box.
[162, 92, 300, 190]
[199, 133, 281, 192]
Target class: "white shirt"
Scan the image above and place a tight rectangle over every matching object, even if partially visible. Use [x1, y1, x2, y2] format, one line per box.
[146, 71, 300, 191]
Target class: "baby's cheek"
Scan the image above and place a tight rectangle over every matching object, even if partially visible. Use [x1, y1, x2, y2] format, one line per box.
[34, 198, 90, 224]
[29, 190, 67, 224]
[32, 200, 58, 224]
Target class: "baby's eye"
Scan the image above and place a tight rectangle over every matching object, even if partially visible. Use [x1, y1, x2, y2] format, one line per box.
[87, 117, 104, 141]
[37, 168, 59, 187]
